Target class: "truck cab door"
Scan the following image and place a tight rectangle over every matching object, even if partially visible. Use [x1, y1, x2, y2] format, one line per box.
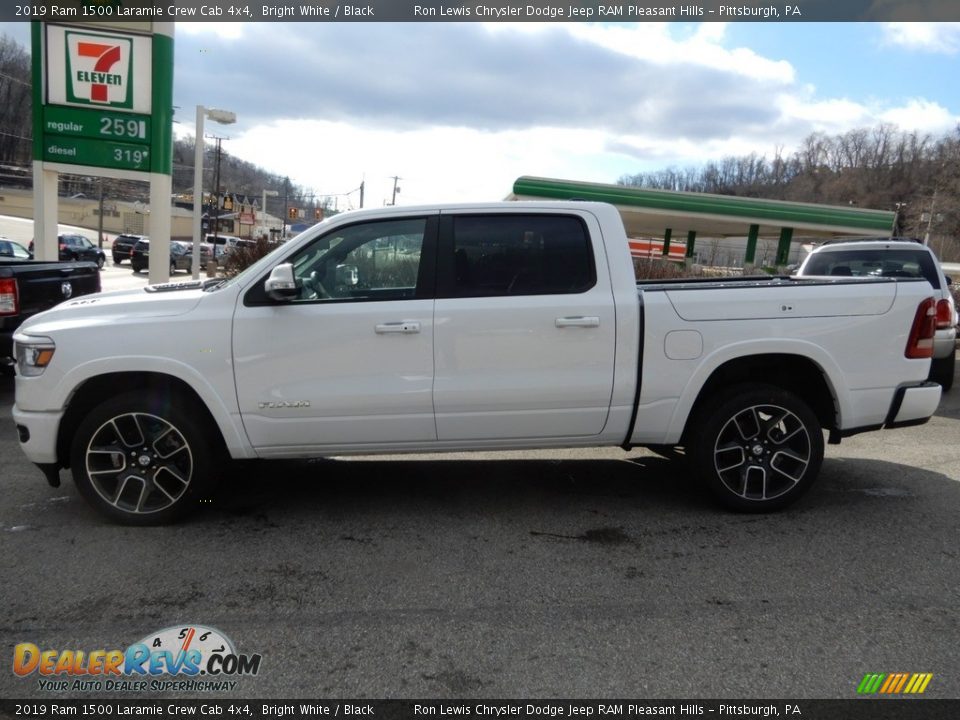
[432, 211, 616, 441]
[232, 214, 439, 454]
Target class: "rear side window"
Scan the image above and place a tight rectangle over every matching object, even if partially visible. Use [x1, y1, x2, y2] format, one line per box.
[804, 248, 941, 289]
[447, 214, 594, 297]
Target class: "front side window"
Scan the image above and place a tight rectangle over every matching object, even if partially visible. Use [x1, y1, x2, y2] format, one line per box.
[285, 217, 428, 303]
[447, 215, 594, 297]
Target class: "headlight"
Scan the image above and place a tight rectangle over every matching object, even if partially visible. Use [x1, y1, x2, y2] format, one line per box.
[14, 336, 56, 377]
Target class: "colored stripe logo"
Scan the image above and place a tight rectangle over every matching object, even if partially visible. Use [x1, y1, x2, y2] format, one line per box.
[857, 673, 933, 694]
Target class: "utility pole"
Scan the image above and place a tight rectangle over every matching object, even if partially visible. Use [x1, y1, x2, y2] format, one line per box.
[923, 190, 937, 246]
[211, 136, 223, 254]
[359, 179, 364, 209]
[390, 176, 401, 206]
[97, 177, 105, 249]
[282, 177, 289, 240]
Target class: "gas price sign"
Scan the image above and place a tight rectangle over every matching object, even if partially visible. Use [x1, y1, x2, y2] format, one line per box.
[42, 105, 152, 171]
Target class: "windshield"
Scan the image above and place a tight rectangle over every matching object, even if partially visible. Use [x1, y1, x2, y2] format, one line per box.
[203, 234, 306, 292]
[802, 248, 941, 289]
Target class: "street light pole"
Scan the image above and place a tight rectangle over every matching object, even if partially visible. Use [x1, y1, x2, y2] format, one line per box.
[261, 189, 279, 240]
[191, 105, 236, 280]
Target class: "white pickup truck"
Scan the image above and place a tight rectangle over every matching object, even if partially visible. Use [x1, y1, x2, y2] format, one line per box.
[11, 202, 943, 524]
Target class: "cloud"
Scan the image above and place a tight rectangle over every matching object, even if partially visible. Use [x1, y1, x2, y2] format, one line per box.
[173, 22, 792, 144]
[880, 22, 960, 53]
[168, 22, 959, 202]
[880, 98, 959, 133]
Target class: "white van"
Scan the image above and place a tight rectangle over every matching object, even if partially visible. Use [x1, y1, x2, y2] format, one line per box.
[203, 234, 250, 258]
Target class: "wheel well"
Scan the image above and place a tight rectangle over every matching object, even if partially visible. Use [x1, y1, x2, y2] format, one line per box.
[56, 372, 224, 469]
[683, 354, 838, 440]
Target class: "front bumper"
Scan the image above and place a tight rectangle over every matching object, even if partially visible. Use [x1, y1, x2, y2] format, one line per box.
[12, 404, 63, 465]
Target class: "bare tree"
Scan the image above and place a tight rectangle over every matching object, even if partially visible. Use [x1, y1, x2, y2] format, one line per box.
[0, 34, 31, 164]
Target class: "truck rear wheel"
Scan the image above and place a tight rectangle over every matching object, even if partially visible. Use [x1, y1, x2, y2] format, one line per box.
[69, 391, 218, 525]
[689, 383, 823, 512]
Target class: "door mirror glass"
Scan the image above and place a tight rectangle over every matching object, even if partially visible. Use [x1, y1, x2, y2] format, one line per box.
[335, 263, 359, 287]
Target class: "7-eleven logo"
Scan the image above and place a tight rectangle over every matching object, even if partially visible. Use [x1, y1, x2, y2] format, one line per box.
[64, 31, 133, 108]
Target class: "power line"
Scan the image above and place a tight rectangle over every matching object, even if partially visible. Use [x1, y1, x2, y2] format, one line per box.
[0, 70, 30, 86]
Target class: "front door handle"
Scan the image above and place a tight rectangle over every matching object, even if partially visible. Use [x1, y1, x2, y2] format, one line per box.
[375, 321, 421, 334]
[556, 316, 600, 328]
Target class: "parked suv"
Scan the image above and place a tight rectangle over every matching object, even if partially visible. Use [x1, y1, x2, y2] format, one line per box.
[797, 237, 957, 390]
[30, 234, 106, 269]
[204, 234, 252, 259]
[112, 233, 145, 265]
[130, 239, 194, 275]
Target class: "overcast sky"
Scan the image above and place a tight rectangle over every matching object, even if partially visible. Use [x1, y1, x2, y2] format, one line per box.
[5, 21, 960, 209]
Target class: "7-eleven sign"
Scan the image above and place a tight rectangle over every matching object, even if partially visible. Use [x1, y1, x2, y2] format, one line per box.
[65, 30, 133, 108]
[45, 25, 152, 114]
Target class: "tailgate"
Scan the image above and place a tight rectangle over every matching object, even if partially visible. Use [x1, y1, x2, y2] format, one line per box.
[7, 262, 101, 320]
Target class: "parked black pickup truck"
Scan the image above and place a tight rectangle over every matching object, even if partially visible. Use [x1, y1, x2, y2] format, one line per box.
[1, 259, 101, 367]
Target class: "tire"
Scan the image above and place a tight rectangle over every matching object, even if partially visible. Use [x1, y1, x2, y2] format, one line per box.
[688, 383, 824, 512]
[929, 351, 955, 392]
[96, 256, 105, 270]
[69, 390, 220, 525]
[170, 261, 177, 276]
[113, 255, 122, 265]
[132, 264, 142, 274]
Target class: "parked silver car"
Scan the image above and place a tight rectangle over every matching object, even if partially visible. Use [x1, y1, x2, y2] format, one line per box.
[797, 237, 957, 390]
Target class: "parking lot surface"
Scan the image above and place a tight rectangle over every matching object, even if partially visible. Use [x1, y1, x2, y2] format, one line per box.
[1, 361, 958, 699]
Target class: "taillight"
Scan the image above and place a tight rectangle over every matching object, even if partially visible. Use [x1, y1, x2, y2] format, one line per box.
[0, 277, 19, 316]
[935, 298, 955, 329]
[905, 297, 937, 359]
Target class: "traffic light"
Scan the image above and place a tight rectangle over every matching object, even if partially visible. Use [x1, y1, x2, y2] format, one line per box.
[314, 207, 323, 221]
[288, 207, 298, 220]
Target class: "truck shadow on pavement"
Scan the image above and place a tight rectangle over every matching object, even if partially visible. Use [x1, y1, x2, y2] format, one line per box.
[207, 455, 712, 520]
[197, 453, 959, 527]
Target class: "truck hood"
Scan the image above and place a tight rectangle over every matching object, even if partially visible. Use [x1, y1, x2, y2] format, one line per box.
[17, 283, 206, 336]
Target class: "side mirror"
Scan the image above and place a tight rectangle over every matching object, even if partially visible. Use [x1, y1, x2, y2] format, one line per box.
[944, 275, 953, 286]
[336, 263, 359, 287]
[265, 263, 298, 301]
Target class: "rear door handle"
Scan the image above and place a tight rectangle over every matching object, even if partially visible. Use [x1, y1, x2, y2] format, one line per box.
[375, 321, 421, 334]
[556, 316, 600, 328]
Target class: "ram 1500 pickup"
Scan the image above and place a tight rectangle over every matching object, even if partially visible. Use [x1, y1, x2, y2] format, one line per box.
[11, 202, 942, 523]
[1, 258, 101, 369]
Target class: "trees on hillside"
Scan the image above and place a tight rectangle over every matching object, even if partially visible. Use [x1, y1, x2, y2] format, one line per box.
[0, 35, 31, 164]
[620, 124, 960, 261]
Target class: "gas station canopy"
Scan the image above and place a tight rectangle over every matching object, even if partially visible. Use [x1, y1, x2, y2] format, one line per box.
[508, 176, 896, 240]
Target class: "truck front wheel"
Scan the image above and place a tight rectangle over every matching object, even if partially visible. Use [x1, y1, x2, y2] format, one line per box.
[69, 391, 218, 525]
[689, 384, 824, 512]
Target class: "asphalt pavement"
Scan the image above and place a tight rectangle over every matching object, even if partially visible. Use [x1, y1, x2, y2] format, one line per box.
[3, 214, 959, 700]
[1, 361, 958, 700]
